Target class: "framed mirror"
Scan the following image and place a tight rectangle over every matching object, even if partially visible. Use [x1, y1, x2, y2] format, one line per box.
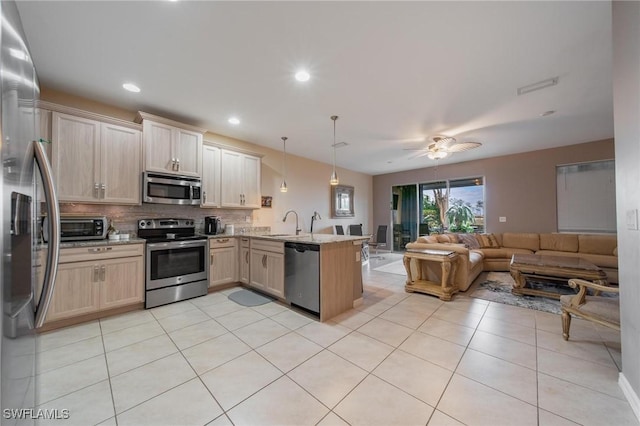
[331, 185, 354, 218]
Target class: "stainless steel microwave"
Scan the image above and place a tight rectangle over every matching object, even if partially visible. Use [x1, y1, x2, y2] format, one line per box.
[143, 172, 202, 205]
[42, 215, 107, 242]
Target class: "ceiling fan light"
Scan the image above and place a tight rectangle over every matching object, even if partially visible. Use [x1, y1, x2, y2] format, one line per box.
[427, 151, 448, 160]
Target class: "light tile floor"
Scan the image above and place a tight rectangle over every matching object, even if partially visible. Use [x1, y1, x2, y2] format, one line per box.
[35, 254, 639, 426]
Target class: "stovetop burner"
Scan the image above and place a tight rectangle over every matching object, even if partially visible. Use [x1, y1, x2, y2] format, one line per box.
[137, 218, 207, 242]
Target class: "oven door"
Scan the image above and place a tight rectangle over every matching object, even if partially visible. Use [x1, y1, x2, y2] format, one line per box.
[146, 240, 208, 290]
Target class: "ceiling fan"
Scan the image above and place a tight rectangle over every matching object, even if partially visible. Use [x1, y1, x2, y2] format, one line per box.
[405, 136, 482, 160]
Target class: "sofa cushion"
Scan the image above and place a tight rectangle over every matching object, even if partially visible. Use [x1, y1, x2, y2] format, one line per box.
[458, 233, 480, 249]
[480, 247, 534, 259]
[540, 234, 579, 252]
[535, 250, 619, 269]
[417, 236, 438, 244]
[578, 234, 618, 255]
[436, 234, 453, 243]
[476, 233, 500, 248]
[469, 250, 485, 267]
[502, 233, 540, 251]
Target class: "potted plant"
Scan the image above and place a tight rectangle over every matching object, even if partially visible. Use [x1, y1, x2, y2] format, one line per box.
[446, 203, 475, 233]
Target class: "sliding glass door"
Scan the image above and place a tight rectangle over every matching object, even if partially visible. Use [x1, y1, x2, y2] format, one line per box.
[391, 185, 418, 251]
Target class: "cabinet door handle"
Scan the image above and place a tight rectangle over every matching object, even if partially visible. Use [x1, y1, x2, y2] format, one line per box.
[100, 265, 106, 282]
[171, 158, 176, 171]
[210, 254, 214, 265]
[88, 247, 112, 253]
[94, 182, 99, 198]
[93, 265, 100, 283]
[262, 254, 267, 268]
[176, 158, 180, 171]
[245, 251, 249, 263]
[216, 238, 229, 243]
[202, 191, 207, 203]
[101, 183, 106, 199]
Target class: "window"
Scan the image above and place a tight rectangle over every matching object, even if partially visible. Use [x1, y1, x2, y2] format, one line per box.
[419, 177, 484, 234]
[556, 160, 616, 233]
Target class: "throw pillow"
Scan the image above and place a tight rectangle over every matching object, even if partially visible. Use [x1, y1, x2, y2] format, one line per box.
[476, 233, 500, 248]
[458, 233, 480, 249]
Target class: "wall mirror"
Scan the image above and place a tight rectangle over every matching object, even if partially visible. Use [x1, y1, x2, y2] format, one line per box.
[331, 185, 354, 218]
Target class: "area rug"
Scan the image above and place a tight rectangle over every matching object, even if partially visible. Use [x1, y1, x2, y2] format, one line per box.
[228, 289, 274, 306]
[372, 260, 407, 275]
[469, 272, 570, 314]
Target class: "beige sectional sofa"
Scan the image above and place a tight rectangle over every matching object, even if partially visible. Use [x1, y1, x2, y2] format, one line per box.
[405, 232, 618, 292]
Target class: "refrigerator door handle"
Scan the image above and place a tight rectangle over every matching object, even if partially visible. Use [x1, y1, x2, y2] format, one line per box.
[34, 140, 61, 328]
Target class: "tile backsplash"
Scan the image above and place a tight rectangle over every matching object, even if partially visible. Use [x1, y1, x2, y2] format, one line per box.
[58, 203, 263, 236]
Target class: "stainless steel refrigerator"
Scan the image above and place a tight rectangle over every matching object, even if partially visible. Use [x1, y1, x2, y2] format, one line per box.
[1, 1, 60, 423]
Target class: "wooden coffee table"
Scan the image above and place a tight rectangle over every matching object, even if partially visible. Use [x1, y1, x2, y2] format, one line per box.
[509, 254, 608, 299]
[403, 249, 459, 301]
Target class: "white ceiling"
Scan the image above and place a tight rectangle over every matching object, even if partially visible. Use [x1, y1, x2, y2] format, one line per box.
[16, 1, 613, 176]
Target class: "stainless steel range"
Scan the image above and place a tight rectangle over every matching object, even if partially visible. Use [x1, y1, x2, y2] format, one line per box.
[138, 218, 208, 308]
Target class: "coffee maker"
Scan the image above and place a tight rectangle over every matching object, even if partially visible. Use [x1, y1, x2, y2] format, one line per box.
[204, 216, 222, 235]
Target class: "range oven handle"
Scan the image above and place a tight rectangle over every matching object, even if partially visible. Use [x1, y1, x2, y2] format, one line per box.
[34, 140, 61, 328]
[146, 240, 207, 249]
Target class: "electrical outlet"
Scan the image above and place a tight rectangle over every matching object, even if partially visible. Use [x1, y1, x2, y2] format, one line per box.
[499, 216, 507, 223]
[626, 209, 638, 230]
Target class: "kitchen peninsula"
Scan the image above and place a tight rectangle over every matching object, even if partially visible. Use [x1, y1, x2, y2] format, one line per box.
[238, 233, 370, 322]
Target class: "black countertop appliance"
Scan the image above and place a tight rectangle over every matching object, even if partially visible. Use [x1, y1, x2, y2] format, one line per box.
[204, 216, 222, 235]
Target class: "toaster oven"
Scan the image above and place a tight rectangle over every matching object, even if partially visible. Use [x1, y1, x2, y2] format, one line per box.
[42, 215, 107, 242]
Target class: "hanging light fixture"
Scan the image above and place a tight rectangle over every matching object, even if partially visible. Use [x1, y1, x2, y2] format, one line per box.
[280, 136, 288, 193]
[330, 115, 339, 185]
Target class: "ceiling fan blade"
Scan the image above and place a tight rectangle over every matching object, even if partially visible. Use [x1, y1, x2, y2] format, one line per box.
[446, 142, 482, 152]
[432, 136, 456, 149]
[403, 147, 429, 151]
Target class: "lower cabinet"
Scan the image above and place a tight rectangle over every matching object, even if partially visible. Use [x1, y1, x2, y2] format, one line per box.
[209, 237, 238, 288]
[239, 237, 250, 284]
[45, 244, 144, 323]
[249, 239, 284, 298]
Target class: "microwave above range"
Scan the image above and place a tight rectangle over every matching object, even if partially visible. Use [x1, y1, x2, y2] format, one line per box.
[42, 215, 107, 242]
[143, 172, 201, 205]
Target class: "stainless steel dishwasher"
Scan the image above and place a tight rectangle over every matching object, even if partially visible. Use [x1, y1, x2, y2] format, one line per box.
[284, 242, 320, 315]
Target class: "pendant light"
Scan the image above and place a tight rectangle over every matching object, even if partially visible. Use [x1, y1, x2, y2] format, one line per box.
[330, 115, 339, 185]
[280, 136, 288, 193]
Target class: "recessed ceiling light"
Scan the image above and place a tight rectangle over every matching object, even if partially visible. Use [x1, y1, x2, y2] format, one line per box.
[294, 70, 310, 82]
[228, 117, 240, 125]
[122, 83, 141, 93]
[540, 110, 556, 117]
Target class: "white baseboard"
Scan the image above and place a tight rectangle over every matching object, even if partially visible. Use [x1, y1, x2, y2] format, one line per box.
[619, 373, 640, 422]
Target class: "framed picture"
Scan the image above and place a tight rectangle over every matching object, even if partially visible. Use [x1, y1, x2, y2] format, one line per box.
[261, 196, 272, 208]
[331, 185, 354, 218]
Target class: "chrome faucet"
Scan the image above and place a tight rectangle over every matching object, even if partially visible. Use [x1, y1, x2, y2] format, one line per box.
[283, 210, 301, 235]
[310, 211, 321, 233]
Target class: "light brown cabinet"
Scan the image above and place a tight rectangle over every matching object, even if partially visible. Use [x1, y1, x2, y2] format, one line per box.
[51, 112, 141, 204]
[201, 144, 221, 207]
[44, 244, 144, 323]
[239, 237, 250, 284]
[209, 237, 237, 288]
[249, 239, 284, 298]
[220, 149, 261, 208]
[137, 112, 204, 177]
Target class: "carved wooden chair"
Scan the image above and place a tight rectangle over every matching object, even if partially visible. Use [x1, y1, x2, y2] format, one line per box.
[560, 278, 620, 341]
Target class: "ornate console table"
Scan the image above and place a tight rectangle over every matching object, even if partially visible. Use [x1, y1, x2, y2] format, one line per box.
[403, 248, 459, 301]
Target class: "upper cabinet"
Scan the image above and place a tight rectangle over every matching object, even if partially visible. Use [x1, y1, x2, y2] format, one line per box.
[220, 149, 261, 208]
[136, 112, 205, 177]
[201, 144, 221, 207]
[51, 111, 142, 205]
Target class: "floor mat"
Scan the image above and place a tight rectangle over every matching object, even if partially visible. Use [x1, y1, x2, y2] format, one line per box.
[228, 289, 274, 306]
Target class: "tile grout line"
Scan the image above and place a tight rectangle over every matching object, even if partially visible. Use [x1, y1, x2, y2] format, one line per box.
[98, 320, 119, 426]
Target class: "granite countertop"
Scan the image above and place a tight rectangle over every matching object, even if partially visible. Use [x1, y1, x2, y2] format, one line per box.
[39, 238, 146, 249]
[251, 233, 371, 245]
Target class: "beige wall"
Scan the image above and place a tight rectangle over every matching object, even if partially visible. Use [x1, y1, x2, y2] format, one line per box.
[41, 87, 373, 234]
[373, 139, 614, 235]
[613, 0, 640, 414]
